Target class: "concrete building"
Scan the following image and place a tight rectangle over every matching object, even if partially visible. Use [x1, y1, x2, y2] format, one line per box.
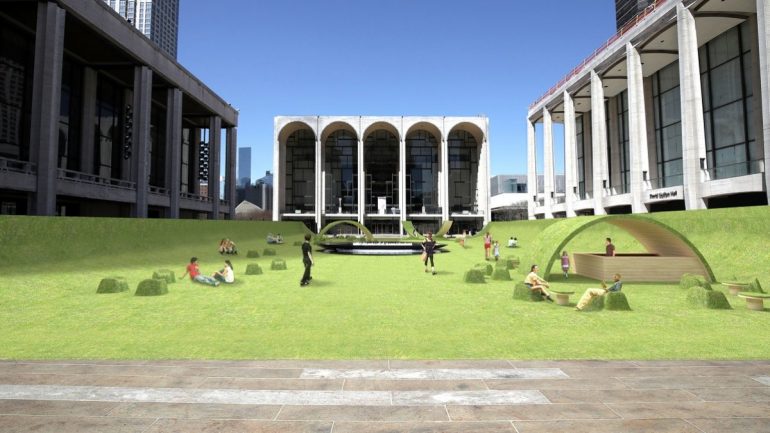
[0, 0, 237, 218]
[490, 174, 565, 221]
[527, 0, 769, 219]
[102, 0, 179, 58]
[273, 116, 491, 234]
[616, 0, 656, 29]
[238, 147, 251, 187]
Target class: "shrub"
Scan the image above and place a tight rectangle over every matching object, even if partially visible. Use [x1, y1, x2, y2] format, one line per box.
[245, 264, 263, 275]
[271, 259, 287, 270]
[135, 278, 168, 296]
[96, 277, 129, 294]
[246, 250, 260, 258]
[679, 273, 706, 290]
[474, 263, 493, 276]
[152, 269, 175, 284]
[583, 294, 605, 312]
[687, 286, 732, 309]
[503, 256, 519, 270]
[464, 269, 486, 283]
[605, 292, 631, 311]
[263, 248, 277, 256]
[512, 282, 542, 302]
[492, 268, 511, 281]
[749, 278, 765, 294]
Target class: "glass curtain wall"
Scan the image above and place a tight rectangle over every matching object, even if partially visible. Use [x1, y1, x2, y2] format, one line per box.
[324, 130, 357, 214]
[149, 102, 167, 188]
[700, 22, 755, 179]
[0, 20, 33, 161]
[406, 130, 439, 213]
[58, 58, 83, 172]
[652, 61, 683, 187]
[181, 127, 191, 193]
[605, 100, 612, 189]
[576, 115, 586, 199]
[364, 129, 398, 213]
[94, 75, 125, 180]
[617, 90, 630, 192]
[284, 129, 315, 213]
[447, 130, 478, 213]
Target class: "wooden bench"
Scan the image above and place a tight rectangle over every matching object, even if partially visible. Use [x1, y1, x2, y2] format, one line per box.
[721, 282, 749, 296]
[737, 293, 770, 311]
[549, 290, 575, 306]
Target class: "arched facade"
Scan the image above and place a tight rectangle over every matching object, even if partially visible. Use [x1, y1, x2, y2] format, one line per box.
[274, 116, 490, 234]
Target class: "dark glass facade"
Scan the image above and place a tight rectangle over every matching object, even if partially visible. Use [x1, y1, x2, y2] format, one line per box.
[447, 130, 478, 213]
[94, 75, 126, 179]
[406, 130, 439, 213]
[653, 61, 683, 187]
[324, 130, 357, 213]
[284, 129, 315, 212]
[58, 58, 83, 172]
[364, 129, 399, 213]
[0, 19, 33, 161]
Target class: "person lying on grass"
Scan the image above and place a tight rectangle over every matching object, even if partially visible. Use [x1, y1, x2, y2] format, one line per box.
[181, 257, 220, 287]
[525, 264, 553, 302]
[212, 260, 235, 284]
[575, 273, 623, 311]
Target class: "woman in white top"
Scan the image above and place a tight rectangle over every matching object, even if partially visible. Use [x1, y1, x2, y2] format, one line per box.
[212, 260, 235, 284]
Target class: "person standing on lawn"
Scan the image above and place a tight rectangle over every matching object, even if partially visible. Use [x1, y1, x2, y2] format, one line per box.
[561, 251, 570, 279]
[605, 237, 616, 257]
[422, 232, 437, 275]
[483, 232, 492, 260]
[300, 233, 314, 286]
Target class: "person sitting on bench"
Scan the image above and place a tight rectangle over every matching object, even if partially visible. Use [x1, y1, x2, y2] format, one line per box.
[575, 273, 623, 311]
[525, 264, 553, 302]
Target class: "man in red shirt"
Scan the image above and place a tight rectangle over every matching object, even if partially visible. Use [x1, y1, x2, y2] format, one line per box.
[181, 257, 220, 286]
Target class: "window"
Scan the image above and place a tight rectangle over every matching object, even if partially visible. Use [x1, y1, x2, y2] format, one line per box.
[94, 75, 125, 179]
[575, 115, 586, 198]
[364, 129, 398, 212]
[58, 58, 83, 171]
[284, 129, 315, 212]
[448, 130, 479, 213]
[0, 21, 33, 161]
[406, 130, 439, 213]
[616, 90, 630, 192]
[653, 61, 683, 187]
[324, 130, 357, 213]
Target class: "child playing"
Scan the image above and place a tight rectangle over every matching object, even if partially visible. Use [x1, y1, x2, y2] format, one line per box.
[493, 240, 500, 261]
[561, 251, 570, 279]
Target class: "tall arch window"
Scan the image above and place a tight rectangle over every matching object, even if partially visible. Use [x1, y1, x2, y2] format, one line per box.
[448, 130, 479, 213]
[324, 130, 357, 213]
[406, 130, 439, 213]
[364, 129, 398, 213]
[652, 60, 682, 187]
[285, 129, 315, 212]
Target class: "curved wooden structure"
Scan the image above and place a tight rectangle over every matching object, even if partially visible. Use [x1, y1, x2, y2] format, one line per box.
[534, 216, 714, 283]
[318, 220, 374, 242]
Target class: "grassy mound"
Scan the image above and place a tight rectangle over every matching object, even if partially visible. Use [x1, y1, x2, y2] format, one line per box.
[680, 273, 710, 290]
[492, 268, 511, 281]
[605, 292, 631, 311]
[152, 269, 175, 284]
[501, 256, 519, 270]
[270, 259, 287, 270]
[463, 269, 486, 283]
[583, 294, 605, 312]
[263, 248, 277, 256]
[475, 263, 493, 276]
[135, 279, 168, 296]
[246, 250, 260, 258]
[245, 264, 263, 275]
[512, 282, 542, 302]
[96, 277, 128, 294]
[749, 278, 765, 294]
[686, 286, 731, 309]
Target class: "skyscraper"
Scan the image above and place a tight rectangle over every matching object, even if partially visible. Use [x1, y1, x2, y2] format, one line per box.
[102, 0, 179, 58]
[615, 0, 654, 30]
[238, 147, 251, 187]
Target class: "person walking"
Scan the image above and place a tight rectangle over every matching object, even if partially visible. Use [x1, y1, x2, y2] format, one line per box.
[561, 251, 570, 279]
[422, 232, 437, 275]
[300, 233, 314, 286]
[483, 232, 492, 260]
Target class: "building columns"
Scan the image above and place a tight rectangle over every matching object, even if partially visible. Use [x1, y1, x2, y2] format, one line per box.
[272, 139, 280, 221]
[357, 139, 365, 224]
[563, 91, 577, 217]
[757, 0, 770, 204]
[626, 43, 650, 213]
[166, 88, 183, 218]
[399, 137, 406, 231]
[209, 116, 221, 219]
[526, 119, 537, 220]
[676, 3, 707, 210]
[590, 70, 608, 215]
[315, 137, 322, 231]
[440, 138, 449, 221]
[131, 65, 152, 218]
[80, 68, 98, 174]
[30, 1, 65, 216]
[542, 108, 555, 219]
[226, 127, 237, 219]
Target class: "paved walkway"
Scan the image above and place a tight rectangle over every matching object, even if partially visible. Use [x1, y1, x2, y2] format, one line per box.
[0, 360, 769, 432]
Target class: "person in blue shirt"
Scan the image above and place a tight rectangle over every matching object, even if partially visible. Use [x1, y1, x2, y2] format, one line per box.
[575, 273, 623, 311]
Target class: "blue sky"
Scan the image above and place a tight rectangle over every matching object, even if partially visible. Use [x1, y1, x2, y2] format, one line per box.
[177, 0, 617, 180]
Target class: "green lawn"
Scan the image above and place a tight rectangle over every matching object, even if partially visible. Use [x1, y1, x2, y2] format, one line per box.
[0, 207, 769, 360]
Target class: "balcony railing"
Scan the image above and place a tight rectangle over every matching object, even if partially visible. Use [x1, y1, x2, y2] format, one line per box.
[365, 204, 400, 214]
[282, 205, 314, 214]
[149, 186, 169, 195]
[706, 160, 765, 181]
[0, 157, 36, 175]
[57, 169, 135, 189]
[529, 0, 668, 110]
[554, 196, 566, 204]
[325, 204, 358, 214]
[407, 205, 442, 214]
[450, 205, 479, 214]
[180, 192, 211, 203]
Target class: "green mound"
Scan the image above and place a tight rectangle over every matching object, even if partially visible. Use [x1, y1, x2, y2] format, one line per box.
[96, 277, 129, 294]
[512, 282, 542, 302]
[749, 278, 765, 294]
[270, 259, 287, 270]
[263, 248, 277, 256]
[135, 278, 168, 296]
[245, 264, 263, 275]
[502, 256, 519, 270]
[687, 286, 731, 309]
[293, 241, 303, 246]
[463, 269, 486, 283]
[474, 263, 493, 276]
[492, 268, 511, 281]
[246, 250, 260, 258]
[583, 294, 605, 312]
[151, 269, 175, 284]
[605, 292, 631, 311]
[680, 273, 708, 290]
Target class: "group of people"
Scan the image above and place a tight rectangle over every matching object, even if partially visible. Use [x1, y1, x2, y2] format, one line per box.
[267, 233, 284, 244]
[218, 238, 238, 255]
[181, 257, 235, 287]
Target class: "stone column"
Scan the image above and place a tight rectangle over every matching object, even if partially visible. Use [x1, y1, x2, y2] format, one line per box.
[399, 137, 406, 228]
[526, 119, 537, 219]
[590, 70, 608, 215]
[166, 88, 182, 218]
[226, 127, 237, 219]
[626, 43, 650, 214]
[30, 1, 65, 216]
[542, 107, 555, 218]
[563, 91, 577, 217]
[131, 65, 152, 218]
[272, 138, 280, 221]
[80, 67, 97, 174]
[209, 116, 221, 219]
[677, 3, 707, 210]
[441, 137, 449, 220]
[315, 137, 322, 231]
[357, 138, 365, 224]
[757, 0, 770, 204]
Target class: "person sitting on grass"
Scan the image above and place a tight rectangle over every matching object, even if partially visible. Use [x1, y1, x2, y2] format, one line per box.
[508, 237, 518, 248]
[525, 264, 553, 302]
[212, 260, 235, 284]
[575, 273, 623, 311]
[226, 239, 238, 255]
[218, 238, 229, 254]
[181, 257, 220, 287]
